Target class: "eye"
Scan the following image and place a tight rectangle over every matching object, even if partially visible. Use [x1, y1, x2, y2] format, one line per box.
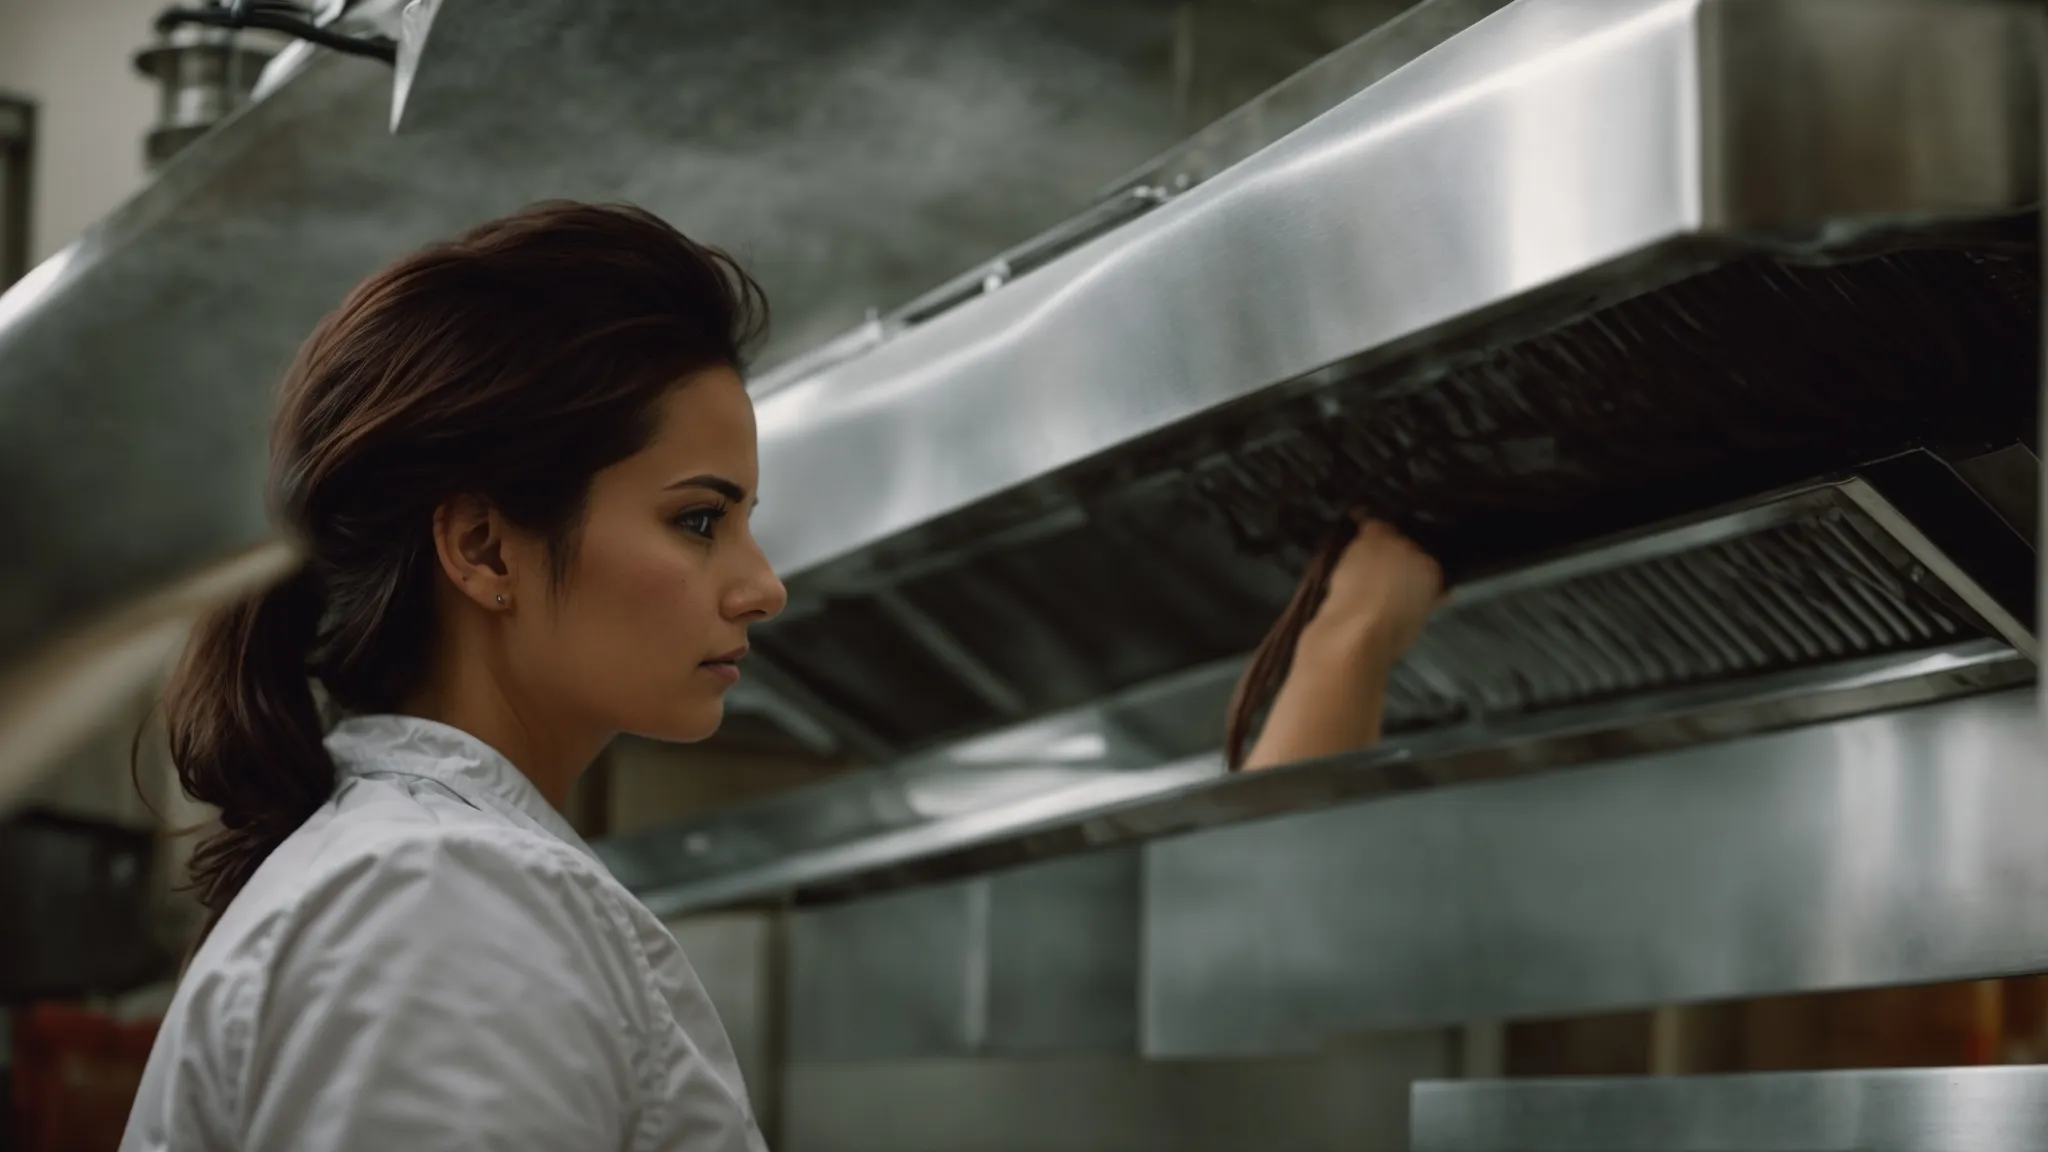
[671, 504, 729, 541]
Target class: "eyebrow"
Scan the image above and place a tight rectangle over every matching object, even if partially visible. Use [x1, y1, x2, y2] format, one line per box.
[665, 474, 749, 504]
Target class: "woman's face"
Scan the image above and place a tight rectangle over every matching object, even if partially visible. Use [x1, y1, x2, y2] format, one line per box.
[509, 367, 787, 744]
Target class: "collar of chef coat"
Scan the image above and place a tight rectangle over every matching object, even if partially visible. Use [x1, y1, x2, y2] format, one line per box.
[324, 712, 602, 864]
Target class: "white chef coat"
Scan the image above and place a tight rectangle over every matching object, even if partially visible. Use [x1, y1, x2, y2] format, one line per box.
[120, 714, 767, 1152]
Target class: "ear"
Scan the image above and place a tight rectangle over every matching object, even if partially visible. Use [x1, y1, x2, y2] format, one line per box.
[430, 494, 516, 611]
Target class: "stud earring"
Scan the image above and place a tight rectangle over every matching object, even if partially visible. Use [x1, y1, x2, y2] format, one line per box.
[494, 594, 507, 606]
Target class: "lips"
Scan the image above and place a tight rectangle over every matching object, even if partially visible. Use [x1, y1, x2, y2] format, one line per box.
[698, 646, 747, 683]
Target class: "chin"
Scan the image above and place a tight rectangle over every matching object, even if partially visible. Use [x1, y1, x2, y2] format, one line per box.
[641, 697, 725, 745]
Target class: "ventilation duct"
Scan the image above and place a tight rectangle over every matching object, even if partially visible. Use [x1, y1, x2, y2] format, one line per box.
[0, 0, 1376, 798]
[605, 453, 2037, 913]
[603, 0, 2044, 907]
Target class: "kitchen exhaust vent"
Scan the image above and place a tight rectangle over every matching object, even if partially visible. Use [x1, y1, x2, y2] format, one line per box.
[605, 454, 2036, 913]
[594, 0, 2047, 906]
[736, 0, 2043, 765]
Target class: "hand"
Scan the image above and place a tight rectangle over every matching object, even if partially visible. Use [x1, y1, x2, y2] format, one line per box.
[1296, 518, 1443, 671]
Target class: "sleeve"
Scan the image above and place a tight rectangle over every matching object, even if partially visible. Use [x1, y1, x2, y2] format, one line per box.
[236, 832, 651, 1152]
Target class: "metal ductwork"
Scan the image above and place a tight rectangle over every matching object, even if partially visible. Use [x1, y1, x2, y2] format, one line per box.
[133, 23, 278, 170]
[0, 0, 1387, 799]
[602, 0, 2044, 909]
[607, 459, 2037, 914]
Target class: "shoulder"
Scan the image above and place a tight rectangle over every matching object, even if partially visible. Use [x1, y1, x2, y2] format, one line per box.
[284, 823, 645, 976]
[216, 827, 667, 1148]
[239, 825, 658, 1081]
[186, 818, 656, 1050]
[162, 823, 659, 1144]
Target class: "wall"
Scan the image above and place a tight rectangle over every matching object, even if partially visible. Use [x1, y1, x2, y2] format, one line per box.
[0, 0, 164, 263]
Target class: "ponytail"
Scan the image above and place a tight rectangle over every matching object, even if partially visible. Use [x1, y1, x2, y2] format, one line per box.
[1223, 529, 1350, 772]
[161, 562, 333, 922]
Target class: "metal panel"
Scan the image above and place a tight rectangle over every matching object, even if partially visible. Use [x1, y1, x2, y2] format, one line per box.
[745, 0, 2041, 770]
[787, 849, 1143, 1060]
[781, 1032, 1453, 1152]
[0, 0, 1378, 795]
[1143, 689, 2047, 1056]
[629, 644, 2030, 916]
[1091, 0, 1521, 204]
[788, 877, 984, 1059]
[1385, 473, 2018, 727]
[751, 457, 2035, 754]
[749, 0, 2042, 580]
[613, 466, 2033, 916]
[984, 848, 1143, 1054]
[1412, 1066, 2048, 1152]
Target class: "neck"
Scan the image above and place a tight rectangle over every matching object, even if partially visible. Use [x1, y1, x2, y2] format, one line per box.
[402, 623, 605, 812]
[405, 687, 599, 811]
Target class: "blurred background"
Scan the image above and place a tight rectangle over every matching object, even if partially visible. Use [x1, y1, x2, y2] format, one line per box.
[0, 0, 2044, 1149]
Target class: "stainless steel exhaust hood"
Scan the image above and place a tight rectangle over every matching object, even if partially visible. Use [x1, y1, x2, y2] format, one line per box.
[734, 0, 2041, 756]
[602, 0, 2044, 908]
[0, 0, 1381, 798]
[607, 456, 2037, 914]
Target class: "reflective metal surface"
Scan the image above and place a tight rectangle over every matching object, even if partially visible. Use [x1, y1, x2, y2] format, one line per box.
[743, 0, 1516, 396]
[1095, 0, 1521, 204]
[1143, 689, 2046, 1056]
[1412, 1066, 2048, 1152]
[1390, 471, 2020, 727]
[745, 0, 2041, 767]
[0, 0, 1384, 794]
[750, 0, 2043, 579]
[1952, 443, 2039, 549]
[782, 1032, 1451, 1152]
[607, 467, 2034, 915]
[787, 849, 1141, 1060]
[628, 641, 2027, 917]
[133, 25, 278, 169]
[5, 0, 2036, 836]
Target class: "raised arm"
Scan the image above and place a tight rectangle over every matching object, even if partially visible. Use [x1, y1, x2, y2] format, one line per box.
[1237, 519, 1442, 772]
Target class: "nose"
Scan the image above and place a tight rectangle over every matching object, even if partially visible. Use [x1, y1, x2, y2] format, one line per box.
[724, 539, 787, 623]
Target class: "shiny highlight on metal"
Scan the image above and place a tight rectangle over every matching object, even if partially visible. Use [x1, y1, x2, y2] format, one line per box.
[749, 0, 2043, 581]
[1412, 1065, 2048, 1152]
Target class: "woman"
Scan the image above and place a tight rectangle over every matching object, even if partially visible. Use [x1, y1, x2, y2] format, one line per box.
[120, 202, 1440, 1151]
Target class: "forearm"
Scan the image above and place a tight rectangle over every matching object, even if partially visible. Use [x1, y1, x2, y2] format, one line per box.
[1239, 619, 1400, 772]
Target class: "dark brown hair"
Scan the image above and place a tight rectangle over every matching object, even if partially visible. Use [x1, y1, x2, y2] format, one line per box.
[1222, 527, 1353, 772]
[157, 202, 767, 922]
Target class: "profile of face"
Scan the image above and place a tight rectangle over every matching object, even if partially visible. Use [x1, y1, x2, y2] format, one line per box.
[438, 366, 787, 745]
